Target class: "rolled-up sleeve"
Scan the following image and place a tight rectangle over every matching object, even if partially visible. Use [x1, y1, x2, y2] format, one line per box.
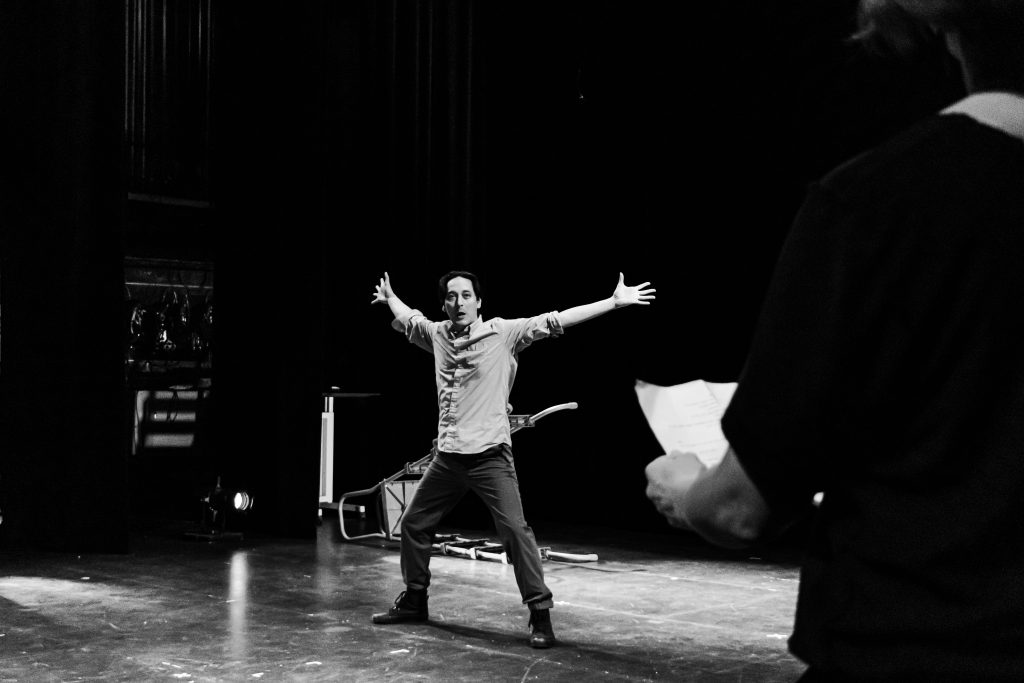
[392, 309, 435, 353]
[509, 311, 564, 353]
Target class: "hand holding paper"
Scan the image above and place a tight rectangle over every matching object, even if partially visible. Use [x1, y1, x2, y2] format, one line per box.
[635, 379, 737, 468]
[644, 450, 708, 529]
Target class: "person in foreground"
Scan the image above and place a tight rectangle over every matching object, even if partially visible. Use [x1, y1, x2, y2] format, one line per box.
[645, 1, 1024, 680]
[371, 269, 655, 648]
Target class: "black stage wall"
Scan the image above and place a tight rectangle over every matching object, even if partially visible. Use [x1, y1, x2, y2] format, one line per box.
[0, 1, 963, 550]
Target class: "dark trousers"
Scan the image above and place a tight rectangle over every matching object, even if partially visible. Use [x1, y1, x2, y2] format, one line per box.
[399, 444, 554, 610]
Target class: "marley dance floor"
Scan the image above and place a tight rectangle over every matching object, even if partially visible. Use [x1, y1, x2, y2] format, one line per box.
[0, 513, 807, 682]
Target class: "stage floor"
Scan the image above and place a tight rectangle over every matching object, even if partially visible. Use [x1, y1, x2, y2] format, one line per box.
[0, 514, 806, 681]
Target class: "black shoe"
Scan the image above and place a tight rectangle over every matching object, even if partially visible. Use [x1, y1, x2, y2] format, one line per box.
[372, 589, 429, 624]
[528, 608, 556, 648]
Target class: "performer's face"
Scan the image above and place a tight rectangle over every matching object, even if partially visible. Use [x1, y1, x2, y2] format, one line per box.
[443, 276, 481, 327]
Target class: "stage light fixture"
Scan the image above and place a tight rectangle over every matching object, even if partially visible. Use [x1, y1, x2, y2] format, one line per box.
[232, 491, 253, 512]
[186, 476, 254, 541]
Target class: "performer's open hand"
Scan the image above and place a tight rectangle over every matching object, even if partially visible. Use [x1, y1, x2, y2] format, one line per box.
[612, 272, 656, 308]
[644, 450, 706, 529]
[371, 272, 394, 304]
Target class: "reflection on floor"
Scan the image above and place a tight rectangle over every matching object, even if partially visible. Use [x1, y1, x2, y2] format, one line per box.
[0, 514, 807, 682]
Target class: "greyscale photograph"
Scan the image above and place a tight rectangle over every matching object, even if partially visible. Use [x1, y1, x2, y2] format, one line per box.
[2, 1, 1023, 681]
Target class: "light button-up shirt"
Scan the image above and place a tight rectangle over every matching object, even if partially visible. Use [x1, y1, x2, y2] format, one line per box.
[392, 311, 564, 454]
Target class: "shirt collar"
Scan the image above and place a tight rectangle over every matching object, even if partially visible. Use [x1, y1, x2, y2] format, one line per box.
[942, 91, 1024, 142]
[446, 316, 484, 340]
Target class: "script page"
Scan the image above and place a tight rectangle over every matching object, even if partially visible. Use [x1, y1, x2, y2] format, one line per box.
[635, 379, 737, 468]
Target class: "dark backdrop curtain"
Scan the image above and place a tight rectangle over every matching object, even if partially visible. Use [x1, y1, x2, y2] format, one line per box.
[211, 2, 334, 538]
[211, 0, 494, 537]
[325, 0, 488, 373]
[379, 1, 487, 265]
[0, 1, 130, 551]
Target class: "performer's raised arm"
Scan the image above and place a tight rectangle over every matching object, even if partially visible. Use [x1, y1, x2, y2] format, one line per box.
[556, 272, 656, 329]
[371, 272, 414, 321]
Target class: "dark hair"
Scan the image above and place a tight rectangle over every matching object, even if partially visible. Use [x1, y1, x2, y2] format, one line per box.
[437, 270, 482, 303]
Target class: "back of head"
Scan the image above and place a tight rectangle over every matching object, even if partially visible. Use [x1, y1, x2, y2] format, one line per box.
[855, 0, 1024, 90]
[859, 0, 1024, 29]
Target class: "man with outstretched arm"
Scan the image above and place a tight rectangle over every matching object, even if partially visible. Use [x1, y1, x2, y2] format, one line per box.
[370, 269, 654, 648]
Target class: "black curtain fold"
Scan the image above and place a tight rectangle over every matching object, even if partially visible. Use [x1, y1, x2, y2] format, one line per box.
[211, 1, 332, 538]
[0, 0, 130, 551]
[384, 0, 486, 268]
[322, 0, 488, 393]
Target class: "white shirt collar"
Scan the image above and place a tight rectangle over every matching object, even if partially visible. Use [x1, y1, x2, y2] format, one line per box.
[941, 91, 1024, 142]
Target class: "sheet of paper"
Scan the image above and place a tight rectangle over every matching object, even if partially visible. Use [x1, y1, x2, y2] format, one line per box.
[635, 379, 737, 468]
[705, 381, 737, 407]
